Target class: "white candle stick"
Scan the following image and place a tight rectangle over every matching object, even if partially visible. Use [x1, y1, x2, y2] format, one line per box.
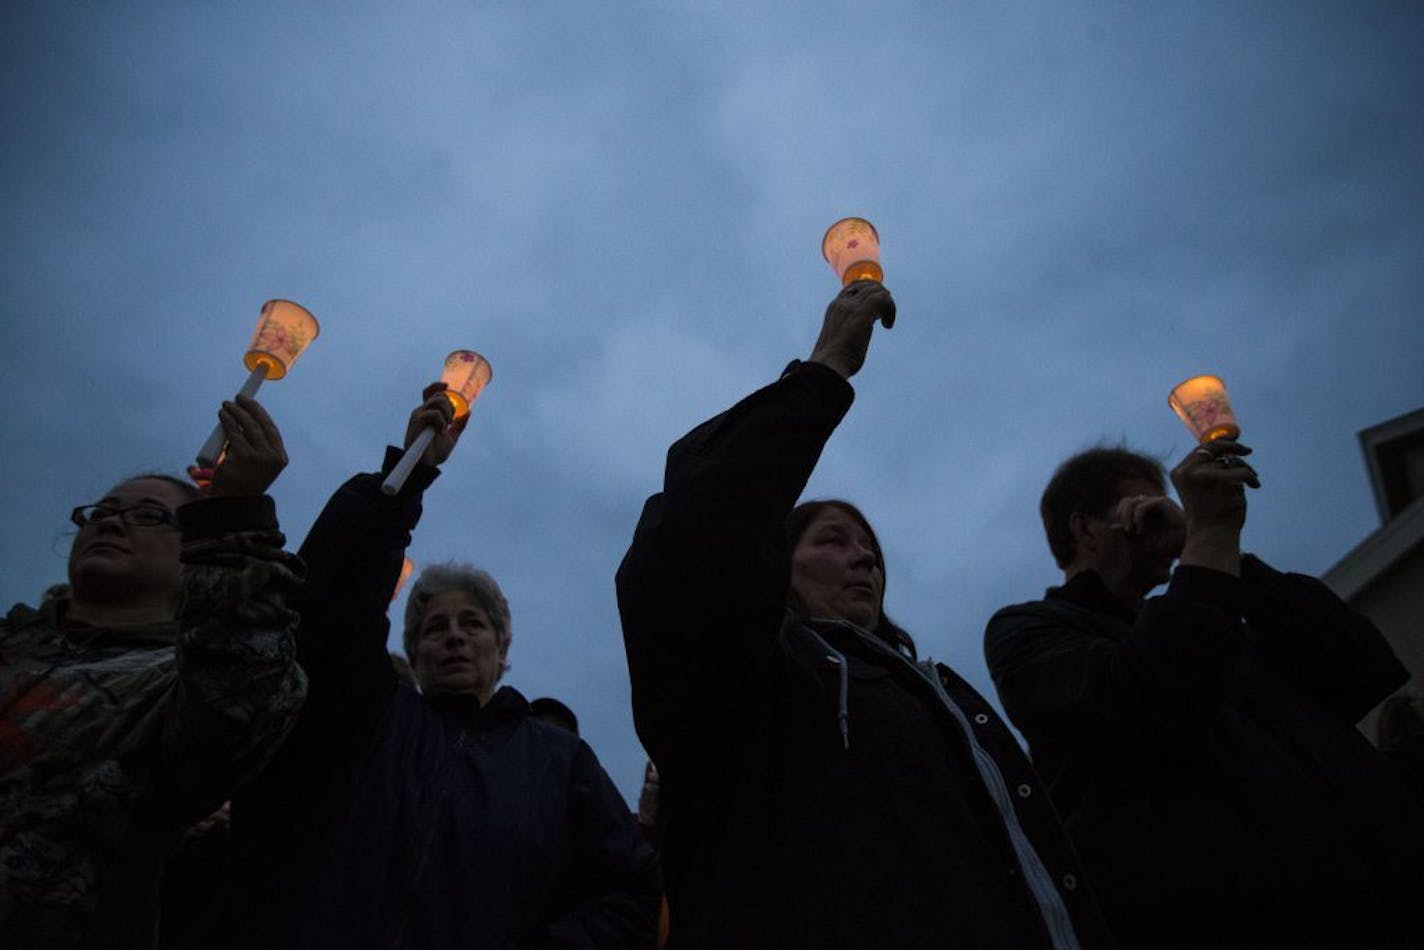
[381, 428, 436, 496]
[196, 364, 268, 467]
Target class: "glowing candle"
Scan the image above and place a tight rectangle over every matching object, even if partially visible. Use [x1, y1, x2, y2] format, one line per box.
[244, 300, 320, 380]
[436, 350, 493, 418]
[391, 556, 415, 603]
[822, 217, 883, 285]
[196, 299, 320, 467]
[1169, 375, 1241, 442]
[382, 350, 494, 496]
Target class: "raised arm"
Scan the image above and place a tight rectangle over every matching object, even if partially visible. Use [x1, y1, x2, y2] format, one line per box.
[232, 385, 460, 836]
[154, 396, 307, 821]
[290, 383, 463, 734]
[616, 283, 894, 771]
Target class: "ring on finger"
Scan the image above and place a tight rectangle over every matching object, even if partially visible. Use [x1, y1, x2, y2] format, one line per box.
[1218, 455, 1243, 468]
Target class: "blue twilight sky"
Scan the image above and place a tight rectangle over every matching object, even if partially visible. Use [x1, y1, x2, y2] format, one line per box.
[3, 1, 1421, 801]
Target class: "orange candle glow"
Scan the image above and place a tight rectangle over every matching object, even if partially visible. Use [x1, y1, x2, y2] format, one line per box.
[438, 350, 493, 418]
[244, 300, 320, 380]
[822, 217, 883, 285]
[391, 557, 415, 603]
[186, 449, 227, 491]
[1169, 375, 1241, 442]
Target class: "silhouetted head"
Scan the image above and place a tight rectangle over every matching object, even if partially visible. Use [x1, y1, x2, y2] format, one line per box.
[530, 696, 579, 735]
[1040, 448, 1167, 569]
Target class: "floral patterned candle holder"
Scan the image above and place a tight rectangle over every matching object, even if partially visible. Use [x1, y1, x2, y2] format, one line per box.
[243, 300, 320, 381]
[1169, 375, 1241, 443]
[196, 299, 320, 467]
[382, 349, 494, 496]
[437, 350, 493, 418]
[822, 217, 883, 285]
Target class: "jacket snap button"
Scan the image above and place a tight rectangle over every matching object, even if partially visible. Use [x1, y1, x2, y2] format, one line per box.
[973, 713, 989, 725]
[1016, 783, 1032, 798]
[1062, 873, 1078, 891]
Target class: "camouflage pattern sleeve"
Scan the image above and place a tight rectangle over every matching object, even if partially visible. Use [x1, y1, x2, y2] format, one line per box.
[149, 494, 308, 823]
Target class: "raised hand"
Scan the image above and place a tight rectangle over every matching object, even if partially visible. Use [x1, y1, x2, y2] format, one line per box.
[1171, 439, 1259, 575]
[209, 395, 288, 498]
[808, 280, 896, 380]
[1171, 440, 1259, 533]
[1110, 492, 1188, 563]
[404, 382, 469, 467]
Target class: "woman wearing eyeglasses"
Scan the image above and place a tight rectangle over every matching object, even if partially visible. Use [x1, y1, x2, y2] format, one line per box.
[0, 395, 307, 950]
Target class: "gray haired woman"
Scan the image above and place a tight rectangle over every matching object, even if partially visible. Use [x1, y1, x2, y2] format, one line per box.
[212, 385, 659, 950]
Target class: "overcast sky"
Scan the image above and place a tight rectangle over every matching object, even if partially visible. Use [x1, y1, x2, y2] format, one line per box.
[3, 1, 1421, 801]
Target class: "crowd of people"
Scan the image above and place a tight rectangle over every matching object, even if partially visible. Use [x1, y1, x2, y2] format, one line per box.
[2, 281, 1420, 949]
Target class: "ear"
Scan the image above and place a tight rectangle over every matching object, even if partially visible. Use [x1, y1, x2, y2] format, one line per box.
[1068, 511, 1098, 556]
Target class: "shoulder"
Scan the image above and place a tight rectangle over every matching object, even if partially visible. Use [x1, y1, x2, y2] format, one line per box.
[1, 602, 68, 660]
[3, 601, 43, 637]
[986, 596, 1072, 634]
[522, 715, 584, 754]
[5, 599, 54, 626]
[983, 596, 1109, 669]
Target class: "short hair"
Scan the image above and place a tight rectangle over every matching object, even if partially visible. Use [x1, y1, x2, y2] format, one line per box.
[785, 499, 917, 660]
[119, 472, 204, 505]
[1040, 447, 1167, 568]
[402, 563, 513, 674]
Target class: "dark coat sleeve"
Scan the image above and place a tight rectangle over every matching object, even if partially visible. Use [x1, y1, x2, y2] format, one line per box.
[1239, 554, 1407, 723]
[232, 449, 438, 834]
[984, 566, 1248, 745]
[615, 362, 853, 774]
[524, 744, 662, 949]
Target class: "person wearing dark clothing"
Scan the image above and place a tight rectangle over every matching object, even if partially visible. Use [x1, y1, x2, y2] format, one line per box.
[617, 282, 1111, 950]
[531, 696, 580, 735]
[985, 444, 1424, 948]
[0, 397, 305, 950]
[211, 384, 659, 950]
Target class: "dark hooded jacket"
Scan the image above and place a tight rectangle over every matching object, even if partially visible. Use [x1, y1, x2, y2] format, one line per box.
[203, 451, 660, 950]
[616, 361, 1113, 950]
[985, 558, 1424, 948]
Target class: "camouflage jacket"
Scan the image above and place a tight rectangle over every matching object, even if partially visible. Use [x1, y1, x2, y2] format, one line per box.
[0, 494, 307, 950]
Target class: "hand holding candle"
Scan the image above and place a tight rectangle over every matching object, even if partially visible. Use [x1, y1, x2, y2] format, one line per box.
[207, 395, 289, 498]
[197, 300, 319, 466]
[809, 280, 896, 380]
[381, 350, 492, 496]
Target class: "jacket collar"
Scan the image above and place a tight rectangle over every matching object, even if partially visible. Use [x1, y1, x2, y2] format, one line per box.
[799, 614, 906, 657]
[1046, 570, 1139, 625]
[10, 597, 180, 650]
[427, 684, 530, 731]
